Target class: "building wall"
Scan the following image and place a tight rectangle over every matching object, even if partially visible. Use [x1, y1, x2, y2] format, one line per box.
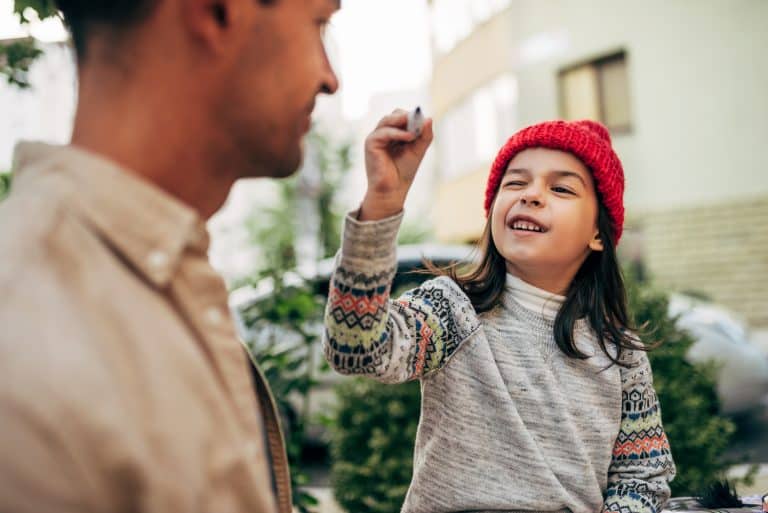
[430, 0, 768, 326]
[431, 11, 515, 119]
[433, 0, 768, 211]
[500, 0, 768, 212]
[640, 196, 768, 327]
[434, 166, 487, 241]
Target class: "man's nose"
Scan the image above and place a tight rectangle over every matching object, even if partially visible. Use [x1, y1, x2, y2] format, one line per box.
[320, 58, 339, 95]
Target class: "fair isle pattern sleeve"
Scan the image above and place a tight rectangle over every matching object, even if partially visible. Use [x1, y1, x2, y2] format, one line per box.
[323, 212, 480, 384]
[603, 350, 676, 513]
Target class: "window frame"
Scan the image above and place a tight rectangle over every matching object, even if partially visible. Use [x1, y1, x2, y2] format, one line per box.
[557, 49, 632, 134]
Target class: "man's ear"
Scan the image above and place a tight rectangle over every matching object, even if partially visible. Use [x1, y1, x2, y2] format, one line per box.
[182, 0, 245, 53]
[589, 231, 604, 252]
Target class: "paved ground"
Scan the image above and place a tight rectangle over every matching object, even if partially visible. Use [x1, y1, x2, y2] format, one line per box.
[730, 464, 768, 496]
[727, 394, 768, 496]
[728, 329, 768, 495]
[302, 487, 344, 513]
[728, 399, 768, 462]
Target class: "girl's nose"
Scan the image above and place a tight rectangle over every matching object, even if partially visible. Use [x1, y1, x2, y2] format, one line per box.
[520, 196, 541, 207]
[520, 187, 544, 207]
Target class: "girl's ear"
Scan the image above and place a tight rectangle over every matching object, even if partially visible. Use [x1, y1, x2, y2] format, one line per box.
[589, 231, 604, 252]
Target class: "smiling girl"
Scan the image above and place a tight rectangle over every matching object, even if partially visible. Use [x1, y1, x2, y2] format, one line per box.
[323, 113, 676, 513]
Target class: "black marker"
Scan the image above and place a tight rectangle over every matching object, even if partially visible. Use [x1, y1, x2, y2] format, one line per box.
[407, 106, 424, 137]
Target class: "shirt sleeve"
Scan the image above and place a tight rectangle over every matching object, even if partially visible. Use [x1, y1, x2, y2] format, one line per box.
[322, 211, 480, 384]
[603, 349, 676, 513]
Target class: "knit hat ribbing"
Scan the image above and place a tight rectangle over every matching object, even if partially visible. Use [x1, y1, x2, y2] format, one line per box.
[484, 119, 625, 244]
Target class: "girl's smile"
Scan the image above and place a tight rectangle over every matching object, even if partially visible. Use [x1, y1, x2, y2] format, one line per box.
[506, 214, 549, 234]
[491, 147, 603, 294]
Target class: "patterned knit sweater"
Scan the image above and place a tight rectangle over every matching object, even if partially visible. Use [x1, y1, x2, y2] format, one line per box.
[323, 212, 676, 513]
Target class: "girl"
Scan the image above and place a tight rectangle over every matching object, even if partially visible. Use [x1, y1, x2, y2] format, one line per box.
[323, 110, 676, 513]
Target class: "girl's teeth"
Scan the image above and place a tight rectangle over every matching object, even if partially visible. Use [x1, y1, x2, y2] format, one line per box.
[512, 221, 542, 232]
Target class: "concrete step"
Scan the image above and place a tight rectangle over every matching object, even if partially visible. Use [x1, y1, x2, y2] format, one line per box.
[729, 463, 768, 496]
[299, 487, 344, 513]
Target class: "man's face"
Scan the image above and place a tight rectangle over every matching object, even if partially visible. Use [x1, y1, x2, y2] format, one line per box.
[214, 0, 339, 179]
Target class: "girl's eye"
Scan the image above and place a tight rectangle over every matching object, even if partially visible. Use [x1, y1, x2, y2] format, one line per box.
[503, 181, 526, 188]
[552, 186, 574, 194]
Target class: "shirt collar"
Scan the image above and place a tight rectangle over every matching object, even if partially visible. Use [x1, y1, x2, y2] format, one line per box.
[504, 273, 565, 320]
[13, 142, 205, 288]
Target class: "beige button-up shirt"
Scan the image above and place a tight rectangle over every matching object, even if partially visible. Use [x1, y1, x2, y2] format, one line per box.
[0, 143, 291, 513]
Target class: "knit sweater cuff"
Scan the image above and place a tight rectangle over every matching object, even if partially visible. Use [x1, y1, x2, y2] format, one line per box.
[340, 209, 403, 266]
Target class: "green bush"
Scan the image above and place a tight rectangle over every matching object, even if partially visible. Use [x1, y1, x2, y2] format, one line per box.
[328, 277, 737, 511]
[330, 378, 420, 513]
[239, 280, 326, 513]
[234, 127, 352, 511]
[627, 281, 736, 495]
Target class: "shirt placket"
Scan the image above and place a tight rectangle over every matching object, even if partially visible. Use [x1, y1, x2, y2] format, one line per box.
[168, 250, 275, 488]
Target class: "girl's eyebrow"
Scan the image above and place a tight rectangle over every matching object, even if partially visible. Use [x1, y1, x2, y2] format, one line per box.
[551, 170, 587, 187]
[503, 168, 530, 177]
[504, 168, 587, 186]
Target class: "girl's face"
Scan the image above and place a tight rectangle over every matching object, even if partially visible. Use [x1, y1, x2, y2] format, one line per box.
[490, 147, 604, 294]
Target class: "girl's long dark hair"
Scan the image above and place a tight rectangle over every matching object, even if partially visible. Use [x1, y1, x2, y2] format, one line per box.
[426, 200, 648, 367]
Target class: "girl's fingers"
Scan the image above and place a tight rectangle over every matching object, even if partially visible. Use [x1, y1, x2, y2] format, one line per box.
[367, 126, 417, 146]
[410, 118, 434, 154]
[375, 109, 409, 129]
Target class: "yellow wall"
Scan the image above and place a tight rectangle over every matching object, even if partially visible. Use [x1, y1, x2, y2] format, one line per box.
[433, 166, 488, 243]
[430, 9, 513, 119]
[430, 9, 514, 242]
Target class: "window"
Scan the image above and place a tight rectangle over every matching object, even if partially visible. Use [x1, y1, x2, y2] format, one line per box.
[558, 51, 631, 132]
[438, 73, 518, 180]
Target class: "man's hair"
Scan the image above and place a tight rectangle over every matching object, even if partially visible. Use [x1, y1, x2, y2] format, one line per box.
[55, 0, 278, 60]
[55, 1, 158, 59]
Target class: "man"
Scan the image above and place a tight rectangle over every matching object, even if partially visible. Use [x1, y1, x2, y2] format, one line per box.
[0, 0, 339, 511]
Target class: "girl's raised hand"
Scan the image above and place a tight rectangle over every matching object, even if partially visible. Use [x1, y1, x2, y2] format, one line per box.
[359, 108, 434, 221]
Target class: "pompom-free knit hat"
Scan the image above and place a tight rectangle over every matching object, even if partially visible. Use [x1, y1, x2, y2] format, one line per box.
[484, 119, 625, 244]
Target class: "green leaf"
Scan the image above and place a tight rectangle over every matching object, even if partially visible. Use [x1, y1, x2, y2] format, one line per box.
[0, 171, 12, 202]
[0, 2, 63, 89]
[13, 0, 59, 23]
[1, 39, 43, 89]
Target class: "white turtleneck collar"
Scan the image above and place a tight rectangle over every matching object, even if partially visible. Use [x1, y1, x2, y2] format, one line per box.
[504, 273, 565, 320]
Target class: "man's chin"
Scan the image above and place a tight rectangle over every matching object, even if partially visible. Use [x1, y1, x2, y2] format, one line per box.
[241, 148, 303, 180]
[274, 151, 304, 179]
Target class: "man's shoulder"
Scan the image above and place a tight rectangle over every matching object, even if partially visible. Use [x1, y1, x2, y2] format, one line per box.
[0, 174, 104, 355]
[0, 168, 95, 292]
[0, 170, 75, 264]
[0, 276, 114, 424]
[0, 258, 121, 426]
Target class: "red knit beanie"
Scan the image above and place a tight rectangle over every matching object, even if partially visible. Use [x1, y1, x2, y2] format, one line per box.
[484, 119, 625, 244]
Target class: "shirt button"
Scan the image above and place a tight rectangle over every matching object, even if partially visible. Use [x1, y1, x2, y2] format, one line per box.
[147, 250, 169, 270]
[205, 307, 224, 326]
